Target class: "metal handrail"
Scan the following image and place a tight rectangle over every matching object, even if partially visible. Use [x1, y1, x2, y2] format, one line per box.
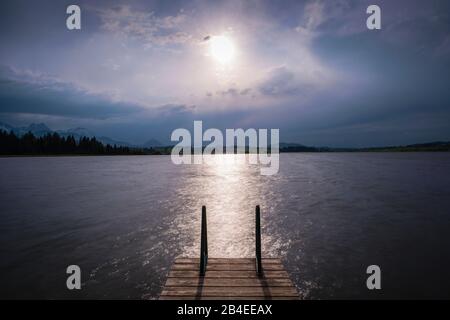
[199, 205, 262, 276]
[255, 205, 262, 276]
[199, 205, 208, 275]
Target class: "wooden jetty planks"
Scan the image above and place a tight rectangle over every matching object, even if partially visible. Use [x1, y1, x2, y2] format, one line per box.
[159, 257, 300, 300]
[160, 296, 299, 300]
[168, 270, 291, 278]
[161, 286, 298, 297]
[165, 277, 294, 287]
[171, 263, 285, 271]
[175, 258, 282, 264]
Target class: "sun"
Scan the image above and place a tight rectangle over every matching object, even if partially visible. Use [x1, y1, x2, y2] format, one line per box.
[209, 35, 236, 64]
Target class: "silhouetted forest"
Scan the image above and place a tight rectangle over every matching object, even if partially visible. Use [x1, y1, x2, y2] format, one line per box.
[2, 129, 449, 156]
[0, 130, 161, 155]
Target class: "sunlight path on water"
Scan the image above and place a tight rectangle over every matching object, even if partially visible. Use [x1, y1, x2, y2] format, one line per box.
[170, 154, 286, 258]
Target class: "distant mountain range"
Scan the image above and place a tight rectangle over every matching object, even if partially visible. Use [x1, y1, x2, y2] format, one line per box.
[278, 141, 450, 152]
[1, 122, 449, 152]
[143, 138, 162, 148]
[0, 122, 162, 148]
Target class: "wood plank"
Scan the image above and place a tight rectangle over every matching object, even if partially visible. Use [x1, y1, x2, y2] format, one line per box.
[165, 277, 294, 287]
[161, 286, 298, 297]
[171, 263, 284, 271]
[168, 270, 290, 278]
[159, 296, 299, 300]
[160, 257, 300, 300]
[175, 258, 282, 264]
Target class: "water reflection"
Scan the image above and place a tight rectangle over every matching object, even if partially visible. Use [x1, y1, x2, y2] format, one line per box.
[173, 154, 276, 258]
[3, 153, 450, 299]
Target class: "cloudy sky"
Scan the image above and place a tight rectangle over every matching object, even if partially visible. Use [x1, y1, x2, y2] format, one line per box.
[1, 0, 449, 147]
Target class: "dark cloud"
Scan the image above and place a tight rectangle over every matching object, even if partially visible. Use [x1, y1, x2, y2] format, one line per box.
[0, 66, 142, 119]
[240, 88, 251, 95]
[219, 88, 239, 97]
[153, 103, 196, 117]
[258, 66, 310, 97]
[213, 88, 252, 97]
[1, 0, 450, 147]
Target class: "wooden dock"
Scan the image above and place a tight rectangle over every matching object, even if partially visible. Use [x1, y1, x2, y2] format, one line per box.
[159, 257, 299, 300]
[159, 206, 300, 300]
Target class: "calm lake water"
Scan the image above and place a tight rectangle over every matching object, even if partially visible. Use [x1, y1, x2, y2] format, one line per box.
[1, 153, 450, 299]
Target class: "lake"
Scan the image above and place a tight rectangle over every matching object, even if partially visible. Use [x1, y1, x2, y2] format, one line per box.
[1, 153, 450, 299]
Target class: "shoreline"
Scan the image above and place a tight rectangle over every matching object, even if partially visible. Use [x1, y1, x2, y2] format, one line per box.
[1, 150, 450, 158]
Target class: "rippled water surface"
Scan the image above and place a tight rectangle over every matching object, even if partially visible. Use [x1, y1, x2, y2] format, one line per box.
[1, 153, 450, 299]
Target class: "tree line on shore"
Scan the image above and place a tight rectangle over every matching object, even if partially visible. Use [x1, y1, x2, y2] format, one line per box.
[2, 129, 449, 156]
[0, 130, 162, 155]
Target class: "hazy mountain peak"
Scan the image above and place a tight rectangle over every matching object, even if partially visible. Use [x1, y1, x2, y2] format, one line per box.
[64, 127, 95, 137]
[143, 139, 162, 148]
[25, 123, 51, 132]
[0, 122, 13, 132]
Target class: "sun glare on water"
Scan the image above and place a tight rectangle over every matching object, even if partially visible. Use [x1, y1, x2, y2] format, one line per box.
[209, 35, 236, 65]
